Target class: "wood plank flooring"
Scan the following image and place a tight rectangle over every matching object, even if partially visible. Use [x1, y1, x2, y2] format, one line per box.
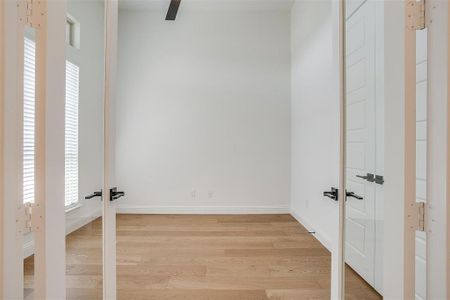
[24, 214, 381, 300]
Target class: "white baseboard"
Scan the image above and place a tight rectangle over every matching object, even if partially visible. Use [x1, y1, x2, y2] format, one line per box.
[65, 207, 102, 235]
[23, 239, 34, 259]
[23, 207, 102, 258]
[290, 208, 334, 252]
[116, 205, 290, 215]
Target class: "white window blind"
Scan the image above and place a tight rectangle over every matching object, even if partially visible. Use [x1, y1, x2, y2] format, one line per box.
[65, 61, 80, 207]
[23, 37, 36, 204]
[23, 39, 81, 207]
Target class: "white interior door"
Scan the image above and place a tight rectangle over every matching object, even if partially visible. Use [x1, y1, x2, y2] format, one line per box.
[2, 1, 119, 298]
[344, 0, 377, 287]
[415, 26, 428, 300]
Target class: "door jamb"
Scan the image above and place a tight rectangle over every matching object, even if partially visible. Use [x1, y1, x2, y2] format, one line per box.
[0, 0, 4, 295]
[338, 0, 346, 299]
[103, 0, 118, 298]
[426, 0, 450, 298]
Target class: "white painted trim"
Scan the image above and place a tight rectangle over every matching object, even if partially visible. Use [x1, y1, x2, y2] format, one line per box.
[337, 0, 346, 299]
[65, 202, 82, 213]
[23, 207, 102, 258]
[3, 1, 24, 297]
[447, 2, 450, 295]
[23, 239, 34, 259]
[427, 0, 450, 298]
[0, 0, 4, 294]
[103, 0, 118, 298]
[290, 208, 333, 252]
[66, 208, 102, 235]
[382, 2, 408, 298]
[37, 1, 67, 298]
[116, 205, 290, 215]
[404, 3, 418, 299]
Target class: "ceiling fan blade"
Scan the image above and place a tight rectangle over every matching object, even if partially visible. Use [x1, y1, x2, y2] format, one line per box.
[166, 0, 181, 21]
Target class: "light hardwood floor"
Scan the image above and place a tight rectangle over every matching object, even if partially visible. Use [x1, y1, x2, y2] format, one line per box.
[24, 214, 381, 300]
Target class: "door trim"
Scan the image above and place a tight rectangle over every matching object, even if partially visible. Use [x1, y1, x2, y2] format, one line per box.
[0, 0, 4, 295]
[34, 0, 67, 298]
[404, 1, 417, 298]
[103, 0, 118, 298]
[427, 0, 450, 298]
[447, 1, 450, 294]
[338, 0, 346, 299]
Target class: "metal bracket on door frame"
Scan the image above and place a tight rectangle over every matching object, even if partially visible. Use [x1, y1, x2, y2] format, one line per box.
[17, 0, 46, 29]
[17, 202, 43, 235]
[406, 0, 426, 31]
[409, 202, 426, 232]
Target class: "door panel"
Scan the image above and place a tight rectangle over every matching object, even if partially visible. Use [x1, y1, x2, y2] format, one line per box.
[345, 0, 377, 286]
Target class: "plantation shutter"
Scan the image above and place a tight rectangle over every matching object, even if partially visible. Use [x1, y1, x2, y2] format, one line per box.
[23, 37, 36, 204]
[65, 61, 80, 207]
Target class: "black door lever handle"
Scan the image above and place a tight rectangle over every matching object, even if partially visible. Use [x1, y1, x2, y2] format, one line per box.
[110, 187, 125, 201]
[356, 173, 375, 182]
[323, 187, 338, 201]
[322, 188, 363, 201]
[85, 191, 102, 199]
[346, 191, 363, 200]
[375, 175, 384, 185]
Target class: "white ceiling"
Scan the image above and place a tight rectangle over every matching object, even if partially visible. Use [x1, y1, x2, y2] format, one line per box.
[119, 0, 295, 12]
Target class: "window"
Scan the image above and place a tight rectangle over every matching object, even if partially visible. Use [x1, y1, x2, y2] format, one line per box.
[23, 37, 36, 204]
[65, 61, 80, 207]
[22, 37, 81, 207]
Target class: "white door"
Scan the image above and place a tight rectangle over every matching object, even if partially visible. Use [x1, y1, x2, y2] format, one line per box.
[344, 0, 378, 287]
[414, 27, 428, 300]
[1, 1, 119, 298]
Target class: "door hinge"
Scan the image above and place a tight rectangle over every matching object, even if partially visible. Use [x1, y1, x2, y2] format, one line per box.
[24, 202, 33, 233]
[407, 0, 426, 31]
[18, 0, 45, 29]
[18, 202, 42, 234]
[415, 202, 426, 232]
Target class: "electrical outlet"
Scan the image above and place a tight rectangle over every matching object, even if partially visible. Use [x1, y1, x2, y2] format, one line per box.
[190, 190, 197, 198]
[208, 191, 214, 199]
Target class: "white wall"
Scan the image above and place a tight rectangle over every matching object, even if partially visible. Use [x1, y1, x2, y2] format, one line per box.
[290, 0, 340, 297]
[290, 0, 339, 253]
[65, 0, 104, 230]
[114, 6, 291, 213]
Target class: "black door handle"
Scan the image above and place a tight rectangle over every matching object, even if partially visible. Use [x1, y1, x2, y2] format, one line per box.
[85, 191, 102, 199]
[323, 187, 338, 201]
[356, 173, 375, 182]
[375, 175, 384, 185]
[110, 187, 125, 201]
[346, 191, 363, 200]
